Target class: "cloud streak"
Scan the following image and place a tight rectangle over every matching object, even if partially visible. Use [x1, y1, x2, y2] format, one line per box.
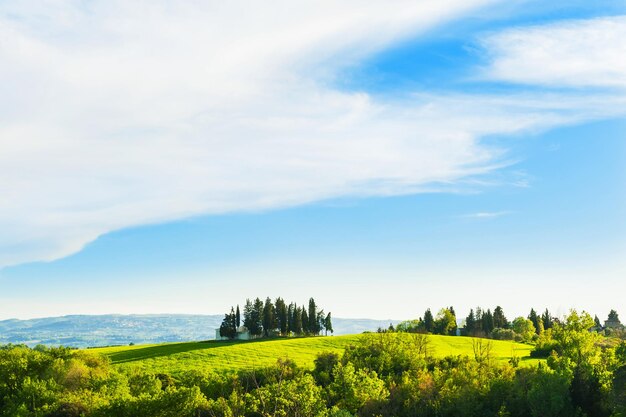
[461, 211, 512, 219]
[480, 15, 626, 88]
[1, 2, 625, 268]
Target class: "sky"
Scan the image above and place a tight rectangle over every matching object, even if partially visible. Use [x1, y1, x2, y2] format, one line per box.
[1, 0, 625, 321]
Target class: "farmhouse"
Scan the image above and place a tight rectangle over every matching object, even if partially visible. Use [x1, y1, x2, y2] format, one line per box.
[215, 326, 252, 341]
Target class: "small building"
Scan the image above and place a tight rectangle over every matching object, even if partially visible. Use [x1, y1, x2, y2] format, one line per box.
[604, 318, 624, 330]
[215, 326, 252, 341]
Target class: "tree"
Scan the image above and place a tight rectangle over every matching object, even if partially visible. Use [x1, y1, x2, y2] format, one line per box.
[608, 309, 621, 325]
[465, 309, 476, 336]
[262, 297, 275, 337]
[219, 307, 237, 339]
[493, 306, 508, 329]
[243, 298, 256, 335]
[235, 305, 241, 329]
[245, 298, 264, 336]
[329, 362, 389, 414]
[316, 310, 325, 336]
[423, 309, 434, 333]
[475, 307, 484, 335]
[434, 308, 456, 335]
[528, 308, 540, 335]
[287, 302, 296, 334]
[301, 306, 309, 334]
[482, 308, 494, 335]
[594, 315, 601, 328]
[548, 310, 607, 417]
[536, 317, 545, 335]
[324, 312, 333, 336]
[308, 298, 320, 335]
[275, 297, 288, 335]
[512, 317, 536, 342]
[542, 308, 553, 330]
[293, 306, 303, 335]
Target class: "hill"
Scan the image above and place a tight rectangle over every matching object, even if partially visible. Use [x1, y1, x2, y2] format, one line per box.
[0, 314, 399, 347]
[93, 333, 536, 376]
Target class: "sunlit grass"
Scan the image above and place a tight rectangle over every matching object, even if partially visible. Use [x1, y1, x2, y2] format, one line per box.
[92, 334, 537, 376]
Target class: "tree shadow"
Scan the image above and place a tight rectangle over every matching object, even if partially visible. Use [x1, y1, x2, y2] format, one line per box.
[106, 338, 278, 364]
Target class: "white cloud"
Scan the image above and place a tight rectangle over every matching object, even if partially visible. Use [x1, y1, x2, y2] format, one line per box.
[462, 211, 512, 219]
[481, 15, 626, 88]
[1, 2, 626, 268]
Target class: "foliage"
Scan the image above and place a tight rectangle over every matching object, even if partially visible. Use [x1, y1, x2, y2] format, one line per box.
[1, 310, 624, 417]
[435, 308, 457, 336]
[511, 317, 536, 342]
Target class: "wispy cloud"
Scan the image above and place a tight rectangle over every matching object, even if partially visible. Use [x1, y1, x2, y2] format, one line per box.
[1, 2, 625, 268]
[480, 15, 626, 88]
[461, 211, 513, 219]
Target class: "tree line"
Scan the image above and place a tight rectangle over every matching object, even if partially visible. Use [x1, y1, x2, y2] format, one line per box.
[220, 297, 333, 339]
[393, 306, 623, 342]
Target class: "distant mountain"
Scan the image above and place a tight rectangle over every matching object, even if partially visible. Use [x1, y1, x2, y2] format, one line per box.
[0, 314, 401, 348]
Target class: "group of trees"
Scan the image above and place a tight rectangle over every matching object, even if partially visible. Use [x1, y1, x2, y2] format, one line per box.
[394, 307, 458, 336]
[395, 306, 622, 343]
[463, 306, 555, 342]
[220, 297, 333, 339]
[1, 310, 625, 416]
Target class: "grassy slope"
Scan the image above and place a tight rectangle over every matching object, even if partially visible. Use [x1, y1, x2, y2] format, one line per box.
[93, 334, 537, 376]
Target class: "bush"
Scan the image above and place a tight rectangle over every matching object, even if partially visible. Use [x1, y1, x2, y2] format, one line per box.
[491, 328, 516, 340]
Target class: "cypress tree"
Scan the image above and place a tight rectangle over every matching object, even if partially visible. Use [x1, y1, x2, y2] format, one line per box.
[465, 309, 476, 336]
[219, 307, 237, 339]
[243, 299, 253, 331]
[324, 312, 333, 336]
[424, 309, 434, 333]
[482, 308, 494, 335]
[235, 305, 241, 329]
[275, 297, 288, 335]
[287, 302, 296, 334]
[316, 309, 325, 336]
[302, 306, 309, 334]
[542, 309, 553, 330]
[528, 308, 540, 334]
[294, 306, 303, 335]
[475, 307, 484, 334]
[308, 298, 318, 334]
[249, 298, 264, 336]
[493, 306, 508, 329]
[262, 297, 275, 337]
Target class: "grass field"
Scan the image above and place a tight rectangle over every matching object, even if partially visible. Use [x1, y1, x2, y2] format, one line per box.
[92, 334, 537, 376]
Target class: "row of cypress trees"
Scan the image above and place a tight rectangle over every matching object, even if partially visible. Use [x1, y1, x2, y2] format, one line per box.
[219, 297, 332, 339]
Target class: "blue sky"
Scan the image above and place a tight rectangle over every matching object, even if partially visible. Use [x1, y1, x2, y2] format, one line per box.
[1, 0, 625, 321]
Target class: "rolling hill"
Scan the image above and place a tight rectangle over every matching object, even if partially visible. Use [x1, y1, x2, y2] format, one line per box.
[92, 333, 536, 376]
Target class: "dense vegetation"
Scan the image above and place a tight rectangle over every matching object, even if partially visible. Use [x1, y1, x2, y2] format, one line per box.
[219, 297, 332, 339]
[1, 310, 625, 416]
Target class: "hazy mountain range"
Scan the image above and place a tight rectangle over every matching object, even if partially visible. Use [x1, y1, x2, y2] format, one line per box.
[0, 315, 400, 348]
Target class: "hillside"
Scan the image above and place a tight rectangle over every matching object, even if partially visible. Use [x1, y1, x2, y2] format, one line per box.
[93, 333, 536, 376]
[0, 314, 399, 347]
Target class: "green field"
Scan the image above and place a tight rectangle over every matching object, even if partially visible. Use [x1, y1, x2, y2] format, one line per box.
[93, 334, 536, 376]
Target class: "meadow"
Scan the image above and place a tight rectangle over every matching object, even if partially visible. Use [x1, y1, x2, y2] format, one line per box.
[93, 333, 536, 376]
